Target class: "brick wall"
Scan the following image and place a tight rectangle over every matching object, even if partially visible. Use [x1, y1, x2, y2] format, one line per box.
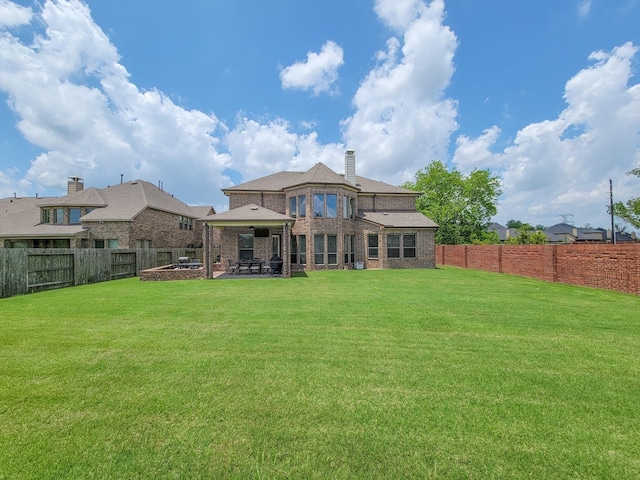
[437, 244, 640, 295]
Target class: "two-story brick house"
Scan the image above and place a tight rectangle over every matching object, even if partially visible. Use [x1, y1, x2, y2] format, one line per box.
[0, 177, 212, 249]
[202, 150, 438, 277]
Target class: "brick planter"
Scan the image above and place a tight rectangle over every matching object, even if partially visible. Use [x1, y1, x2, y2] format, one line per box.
[140, 265, 206, 281]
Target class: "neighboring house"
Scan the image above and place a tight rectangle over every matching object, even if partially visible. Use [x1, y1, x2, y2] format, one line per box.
[202, 150, 438, 277]
[487, 222, 519, 242]
[0, 177, 213, 249]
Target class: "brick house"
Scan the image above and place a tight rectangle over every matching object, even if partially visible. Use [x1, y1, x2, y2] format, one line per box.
[202, 150, 438, 277]
[0, 177, 213, 249]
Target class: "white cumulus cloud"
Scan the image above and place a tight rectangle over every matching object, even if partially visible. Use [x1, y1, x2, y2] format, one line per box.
[280, 41, 344, 96]
[453, 42, 640, 228]
[0, 0, 32, 27]
[0, 0, 232, 210]
[342, 0, 458, 185]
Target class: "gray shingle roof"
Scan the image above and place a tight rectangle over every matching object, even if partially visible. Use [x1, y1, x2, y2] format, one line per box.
[223, 162, 417, 195]
[0, 196, 85, 237]
[358, 210, 438, 228]
[201, 204, 293, 225]
[1, 180, 213, 238]
[79, 180, 199, 221]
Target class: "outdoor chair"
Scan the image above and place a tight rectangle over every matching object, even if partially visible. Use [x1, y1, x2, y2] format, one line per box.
[227, 259, 238, 274]
[249, 260, 262, 275]
[238, 260, 250, 274]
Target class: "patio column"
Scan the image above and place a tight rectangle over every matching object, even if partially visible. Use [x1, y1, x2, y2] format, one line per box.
[282, 222, 291, 278]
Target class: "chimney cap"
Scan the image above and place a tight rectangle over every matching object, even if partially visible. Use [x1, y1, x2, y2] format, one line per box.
[345, 149, 355, 155]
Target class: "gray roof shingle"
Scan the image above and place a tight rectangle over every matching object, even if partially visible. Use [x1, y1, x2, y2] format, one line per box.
[223, 162, 417, 196]
[358, 210, 438, 228]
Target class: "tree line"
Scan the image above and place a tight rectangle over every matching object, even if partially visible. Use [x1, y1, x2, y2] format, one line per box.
[404, 161, 638, 245]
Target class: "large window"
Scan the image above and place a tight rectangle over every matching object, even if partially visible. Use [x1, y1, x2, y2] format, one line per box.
[314, 234, 324, 264]
[290, 235, 307, 265]
[238, 233, 254, 260]
[54, 208, 64, 224]
[313, 193, 337, 218]
[344, 235, 355, 264]
[327, 235, 337, 264]
[299, 235, 307, 264]
[368, 234, 379, 259]
[299, 195, 306, 218]
[69, 208, 81, 224]
[403, 234, 416, 258]
[290, 236, 298, 263]
[387, 234, 401, 258]
[326, 194, 337, 218]
[289, 197, 297, 218]
[313, 194, 324, 218]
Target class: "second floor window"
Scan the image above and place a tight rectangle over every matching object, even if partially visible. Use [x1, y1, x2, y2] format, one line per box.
[313, 194, 324, 218]
[289, 197, 297, 218]
[69, 208, 81, 224]
[54, 208, 64, 224]
[179, 216, 193, 230]
[41, 209, 50, 224]
[299, 195, 306, 218]
[313, 193, 337, 218]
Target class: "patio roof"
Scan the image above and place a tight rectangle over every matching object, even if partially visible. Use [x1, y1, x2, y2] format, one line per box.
[201, 204, 294, 227]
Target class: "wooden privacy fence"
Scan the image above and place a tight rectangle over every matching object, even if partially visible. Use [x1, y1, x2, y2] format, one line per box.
[0, 248, 202, 299]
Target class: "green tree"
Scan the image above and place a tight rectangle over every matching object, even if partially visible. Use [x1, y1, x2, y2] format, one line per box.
[506, 219, 524, 229]
[612, 168, 640, 228]
[506, 226, 547, 244]
[403, 161, 502, 244]
[471, 230, 500, 245]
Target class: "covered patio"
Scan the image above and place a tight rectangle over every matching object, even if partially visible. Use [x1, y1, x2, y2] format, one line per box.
[201, 204, 294, 279]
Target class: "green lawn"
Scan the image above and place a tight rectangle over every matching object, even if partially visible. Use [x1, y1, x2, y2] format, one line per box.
[1, 268, 639, 479]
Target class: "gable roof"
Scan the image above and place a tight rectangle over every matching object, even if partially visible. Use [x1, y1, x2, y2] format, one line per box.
[223, 162, 417, 196]
[0, 180, 213, 238]
[201, 203, 293, 226]
[0, 196, 85, 238]
[36, 180, 205, 221]
[358, 210, 438, 228]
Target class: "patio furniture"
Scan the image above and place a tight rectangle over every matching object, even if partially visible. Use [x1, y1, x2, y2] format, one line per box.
[227, 259, 238, 274]
[261, 262, 271, 275]
[249, 260, 262, 275]
[238, 260, 250, 274]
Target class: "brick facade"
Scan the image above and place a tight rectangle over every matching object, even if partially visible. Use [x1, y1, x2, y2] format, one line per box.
[436, 244, 640, 295]
[83, 208, 202, 249]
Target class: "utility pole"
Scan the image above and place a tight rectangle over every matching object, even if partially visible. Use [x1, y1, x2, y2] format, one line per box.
[610, 178, 616, 245]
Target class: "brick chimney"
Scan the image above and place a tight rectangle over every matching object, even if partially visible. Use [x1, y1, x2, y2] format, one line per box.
[345, 149, 356, 185]
[67, 176, 84, 194]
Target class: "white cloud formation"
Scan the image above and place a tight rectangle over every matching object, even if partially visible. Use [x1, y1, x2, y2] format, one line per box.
[226, 117, 344, 179]
[0, 0, 32, 27]
[342, 0, 458, 184]
[280, 41, 344, 96]
[453, 42, 640, 228]
[0, 0, 232, 210]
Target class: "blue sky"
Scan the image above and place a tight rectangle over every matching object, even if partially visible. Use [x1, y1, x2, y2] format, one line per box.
[1, 0, 639, 230]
